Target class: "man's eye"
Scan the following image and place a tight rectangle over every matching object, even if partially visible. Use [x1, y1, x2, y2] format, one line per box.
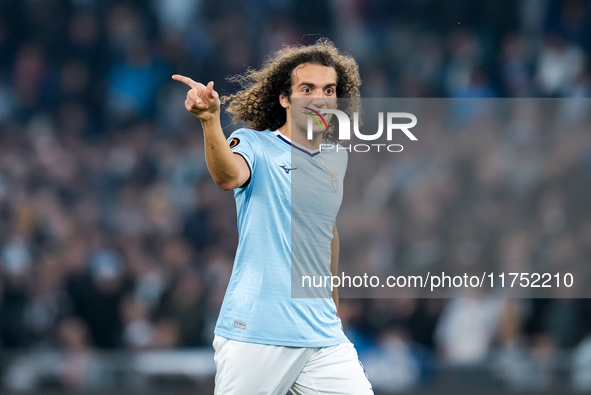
[302, 87, 311, 93]
[325, 88, 335, 95]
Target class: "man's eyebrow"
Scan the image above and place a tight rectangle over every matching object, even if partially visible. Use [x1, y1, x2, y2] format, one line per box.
[297, 82, 337, 87]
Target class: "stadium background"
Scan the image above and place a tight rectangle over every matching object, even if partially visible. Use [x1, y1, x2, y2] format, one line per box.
[0, 0, 591, 393]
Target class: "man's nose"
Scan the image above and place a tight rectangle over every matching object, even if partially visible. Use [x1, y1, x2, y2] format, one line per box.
[311, 96, 327, 108]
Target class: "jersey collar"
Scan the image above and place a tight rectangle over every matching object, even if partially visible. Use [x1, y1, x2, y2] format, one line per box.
[273, 130, 321, 157]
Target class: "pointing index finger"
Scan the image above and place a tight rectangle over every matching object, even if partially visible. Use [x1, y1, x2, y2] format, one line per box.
[172, 74, 199, 89]
[206, 81, 215, 97]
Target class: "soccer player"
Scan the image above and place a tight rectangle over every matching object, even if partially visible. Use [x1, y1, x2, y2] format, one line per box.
[173, 40, 373, 395]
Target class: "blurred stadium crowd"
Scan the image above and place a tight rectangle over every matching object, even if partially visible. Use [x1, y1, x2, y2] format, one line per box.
[0, 0, 591, 391]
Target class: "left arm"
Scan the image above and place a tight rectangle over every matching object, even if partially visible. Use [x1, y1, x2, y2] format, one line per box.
[331, 223, 340, 315]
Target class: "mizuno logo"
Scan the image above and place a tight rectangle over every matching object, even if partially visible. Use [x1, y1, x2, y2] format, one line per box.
[279, 165, 298, 174]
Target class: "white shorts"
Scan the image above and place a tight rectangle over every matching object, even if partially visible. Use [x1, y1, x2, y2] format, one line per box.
[213, 335, 373, 395]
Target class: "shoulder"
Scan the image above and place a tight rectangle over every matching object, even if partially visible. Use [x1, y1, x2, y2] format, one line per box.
[228, 128, 275, 146]
[334, 144, 348, 158]
[228, 127, 257, 141]
[228, 128, 274, 139]
[335, 144, 348, 168]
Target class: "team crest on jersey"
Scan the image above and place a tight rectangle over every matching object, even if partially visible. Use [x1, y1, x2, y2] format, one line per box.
[229, 138, 240, 148]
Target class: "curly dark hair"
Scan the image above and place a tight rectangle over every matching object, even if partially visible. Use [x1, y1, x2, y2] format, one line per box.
[221, 39, 361, 144]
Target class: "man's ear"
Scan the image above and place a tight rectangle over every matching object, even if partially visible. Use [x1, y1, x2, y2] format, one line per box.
[279, 93, 290, 109]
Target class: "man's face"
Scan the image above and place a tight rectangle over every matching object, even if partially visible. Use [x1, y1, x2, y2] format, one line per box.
[280, 63, 338, 136]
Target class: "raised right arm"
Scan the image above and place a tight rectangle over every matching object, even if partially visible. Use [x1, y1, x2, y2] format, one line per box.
[172, 74, 250, 190]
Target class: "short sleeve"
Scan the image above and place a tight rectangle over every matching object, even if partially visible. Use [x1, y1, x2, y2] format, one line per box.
[227, 128, 257, 188]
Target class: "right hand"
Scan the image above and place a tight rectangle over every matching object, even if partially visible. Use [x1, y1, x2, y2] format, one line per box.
[172, 74, 220, 122]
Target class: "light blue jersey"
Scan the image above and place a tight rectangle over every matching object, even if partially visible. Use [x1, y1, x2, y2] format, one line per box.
[214, 128, 349, 347]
